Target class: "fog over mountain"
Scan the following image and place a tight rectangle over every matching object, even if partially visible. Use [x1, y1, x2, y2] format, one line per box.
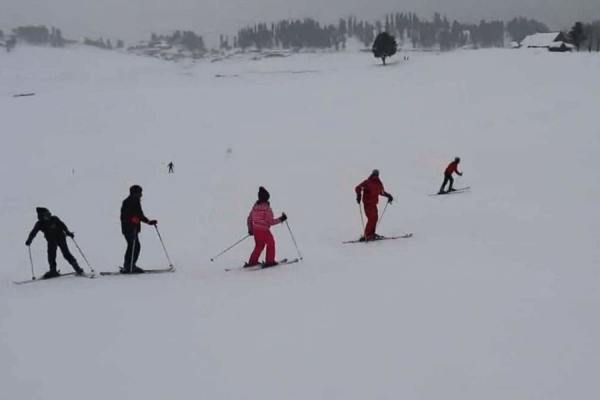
[1, 0, 599, 43]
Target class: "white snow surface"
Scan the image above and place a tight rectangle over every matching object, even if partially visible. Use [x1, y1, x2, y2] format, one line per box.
[1, 46, 600, 399]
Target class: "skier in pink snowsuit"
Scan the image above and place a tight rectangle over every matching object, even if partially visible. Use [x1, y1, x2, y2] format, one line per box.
[246, 187, 287, 267]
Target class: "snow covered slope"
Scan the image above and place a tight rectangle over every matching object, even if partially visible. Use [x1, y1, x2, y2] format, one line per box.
[1, 46, 599, 399]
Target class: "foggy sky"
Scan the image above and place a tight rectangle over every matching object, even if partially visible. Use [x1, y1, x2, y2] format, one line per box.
[1, 0, 599, 45]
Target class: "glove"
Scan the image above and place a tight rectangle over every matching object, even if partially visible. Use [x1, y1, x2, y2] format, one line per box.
[148, 220, 158, 226]
[25, 240, 32, 246]
[386, 194, 394, 204]
[66, 231, 75, 238]
[356, 194, 361, 204]
[280, 213, 288, 223]
[248, 230, 253, 236]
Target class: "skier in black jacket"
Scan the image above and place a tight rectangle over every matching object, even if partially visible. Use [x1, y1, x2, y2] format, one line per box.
[25, 207, 83, 279]
[121, 185, 157, 273]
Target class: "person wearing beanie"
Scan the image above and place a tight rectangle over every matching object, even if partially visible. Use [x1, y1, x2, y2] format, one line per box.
[355, 169, 394, 241]
[120, 185, 157, 274]
[439, 157, 463, 194]
[25, 207, 83, 278]
[246, 186, 287, 267]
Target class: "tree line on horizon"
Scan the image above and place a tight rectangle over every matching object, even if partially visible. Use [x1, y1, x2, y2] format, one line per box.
[3, 15, 600, 54]
[232, 13, 555, 51]
[2, 26, 66, 47]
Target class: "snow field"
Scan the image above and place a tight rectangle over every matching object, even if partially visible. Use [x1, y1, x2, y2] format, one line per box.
[1, 46, 600, 399]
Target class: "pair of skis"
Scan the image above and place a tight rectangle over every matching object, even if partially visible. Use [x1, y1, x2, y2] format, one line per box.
[343, 233, 413, 244]
[225, 258, 300, 272]
[429, 186, 471, 196]
[13, 270, 97, 285]
[99, 266, 176, 276]
[13, 267, 175, 284]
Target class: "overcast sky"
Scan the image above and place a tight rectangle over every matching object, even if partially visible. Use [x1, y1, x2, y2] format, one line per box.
[1, 0, 599, 44]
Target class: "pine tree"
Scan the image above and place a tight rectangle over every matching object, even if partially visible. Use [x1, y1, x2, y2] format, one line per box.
[569, 22, 586, 51]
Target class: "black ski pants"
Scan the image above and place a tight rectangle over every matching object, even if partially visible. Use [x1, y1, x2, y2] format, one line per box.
[47, 238, 79, 272]
[123, 231, 141, 271]
[440, 173, 454, 192]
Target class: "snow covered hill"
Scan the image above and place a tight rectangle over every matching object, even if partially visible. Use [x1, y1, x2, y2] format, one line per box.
[1, 45, 599, 400]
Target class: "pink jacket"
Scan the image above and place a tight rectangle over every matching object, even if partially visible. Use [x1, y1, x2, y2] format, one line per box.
[247, 202, 281, 233]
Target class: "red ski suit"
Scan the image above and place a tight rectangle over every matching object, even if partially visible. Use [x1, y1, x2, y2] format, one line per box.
[355, 176, 386, 238]
[445, 161, 460, 175]
[247, 202, 282, 265]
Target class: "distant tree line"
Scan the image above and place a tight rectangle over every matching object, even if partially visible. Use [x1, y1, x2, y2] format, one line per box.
[506, 17, 550, 43]
[11, 25, 65, 47]
[150, 31, 206, 53]
[569, 20, 600, 51]
[3, 15, 599, 57]
[83, 37, 123, 49]
[235, 19, 343, 50]
[234, 12, 551, 51]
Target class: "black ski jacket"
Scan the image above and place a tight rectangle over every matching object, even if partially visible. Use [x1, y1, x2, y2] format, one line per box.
[27, 216, 70, 243]
[121, 196, 149, 234]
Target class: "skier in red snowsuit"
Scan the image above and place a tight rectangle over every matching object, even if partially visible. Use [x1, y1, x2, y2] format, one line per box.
[355, 169, 393, 241]
[439, 157, 463, 194]
[246, 187, 287, 267]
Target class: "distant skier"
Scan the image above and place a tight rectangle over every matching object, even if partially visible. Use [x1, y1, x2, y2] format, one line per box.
[246, 186, 287, 267]
[168, 162, 174, 173]
[120, 185, 157, 273]
[355, 169, 394, 241]
[6, 37, 16, 52]
[25, 207, 83, 278]
[438, 157, 463, 194]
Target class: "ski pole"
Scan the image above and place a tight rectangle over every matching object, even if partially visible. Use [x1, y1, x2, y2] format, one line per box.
[285, 220, 303, 260]
[210, 234, 250, 262]
[27, 246, 36, 280]
[71, 237, 94, 273]
[154, 225, 174, 268]
[379, 202, 390, 226]
[358, 204, 365, 232]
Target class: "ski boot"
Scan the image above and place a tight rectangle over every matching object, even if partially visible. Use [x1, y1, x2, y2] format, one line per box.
[74, 266, 84, 276]
[243, 262, 260, 268]
[121, 265, 145, 274]
[42, 270, 60, 279]
[262, 261, 279, 268]
[363, 234, 383, 242]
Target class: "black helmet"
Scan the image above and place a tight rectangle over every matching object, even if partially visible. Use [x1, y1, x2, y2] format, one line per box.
[130, 185, 143, 195]
[371, 169, 380, 177]
[454, 157, 461, 163]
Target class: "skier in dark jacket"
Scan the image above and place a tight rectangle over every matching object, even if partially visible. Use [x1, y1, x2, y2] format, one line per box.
[121, 185, 157, 273]
[25, 207, 83, 279]
[355, 169, 394, 241]
[439, 157, 463, 194]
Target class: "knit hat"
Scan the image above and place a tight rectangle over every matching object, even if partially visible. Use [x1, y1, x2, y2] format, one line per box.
[36, 207, 51, 219]
[130, 185, 143, 195]
[258, 186, 270, 202]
